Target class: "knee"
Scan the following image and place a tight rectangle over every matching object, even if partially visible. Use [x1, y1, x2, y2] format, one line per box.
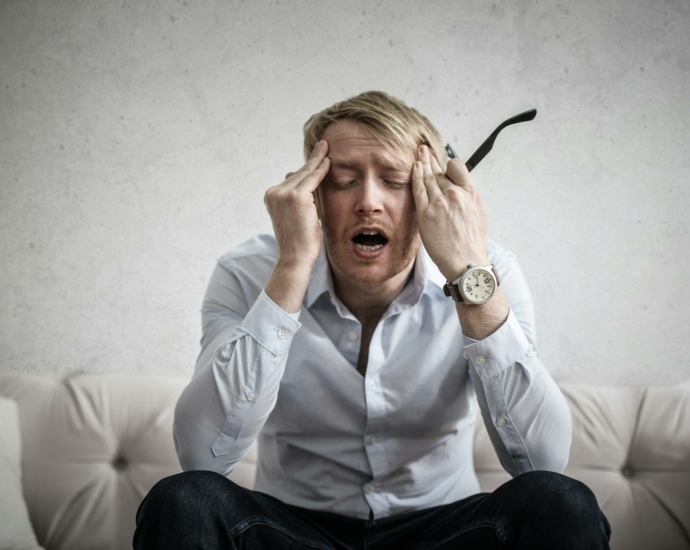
[498, 471, 611, 548]
[138, 470, 246, 523]
[511, 471, 603, 526]
[135, 471, 248, 549]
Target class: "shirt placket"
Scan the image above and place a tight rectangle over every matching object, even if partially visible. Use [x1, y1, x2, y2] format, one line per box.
[362, 320, 391, 518]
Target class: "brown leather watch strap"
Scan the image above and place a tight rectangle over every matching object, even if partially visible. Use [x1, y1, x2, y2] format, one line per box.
[492, 264, 501, 287]
[443, 279, 465, 302]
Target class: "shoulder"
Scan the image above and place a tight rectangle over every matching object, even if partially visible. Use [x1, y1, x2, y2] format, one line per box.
[485, 237, 535, 338]
[217, 233, 278, 279]
[218, 233, 277, 265]
[485, 237, 529, 296]
[486, 237, 518, 272]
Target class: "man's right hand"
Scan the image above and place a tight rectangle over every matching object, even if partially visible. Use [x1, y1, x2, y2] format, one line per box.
[263, 141, 330, 313]
[264, 140, 330, 270]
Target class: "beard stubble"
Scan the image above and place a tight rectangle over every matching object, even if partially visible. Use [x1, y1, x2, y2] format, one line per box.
[320, 217, 422, 287]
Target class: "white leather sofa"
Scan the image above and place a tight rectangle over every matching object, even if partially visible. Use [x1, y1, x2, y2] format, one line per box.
[0, 372, 688, 550]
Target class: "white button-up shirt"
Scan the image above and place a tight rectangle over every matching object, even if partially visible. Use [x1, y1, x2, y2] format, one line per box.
[173, 234, 572, 519]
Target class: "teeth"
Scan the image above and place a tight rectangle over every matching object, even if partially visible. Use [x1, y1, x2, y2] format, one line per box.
[355, 243, 384, 251]
[361, 230, 379, 235]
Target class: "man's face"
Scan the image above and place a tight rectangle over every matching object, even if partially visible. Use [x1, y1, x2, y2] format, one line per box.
[316, 119, 421, 287]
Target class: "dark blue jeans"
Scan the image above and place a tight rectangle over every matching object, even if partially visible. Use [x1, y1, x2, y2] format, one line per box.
[134, 470, 611, 549]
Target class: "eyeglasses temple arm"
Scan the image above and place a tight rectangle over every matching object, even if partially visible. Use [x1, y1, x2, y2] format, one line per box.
[445, 108, 537, 172]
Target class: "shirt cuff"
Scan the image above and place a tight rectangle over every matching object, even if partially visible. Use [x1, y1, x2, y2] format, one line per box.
[463, 308, 536, 382]
[239, 289, 302, 355]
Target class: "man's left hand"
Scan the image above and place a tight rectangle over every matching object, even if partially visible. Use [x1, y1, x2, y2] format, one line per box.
[411, 144, 491, 281]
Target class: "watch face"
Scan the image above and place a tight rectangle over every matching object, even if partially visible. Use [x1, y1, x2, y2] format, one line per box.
[461, 268, 496, 304]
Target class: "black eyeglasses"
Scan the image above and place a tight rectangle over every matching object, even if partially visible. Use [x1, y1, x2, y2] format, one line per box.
[445, 109, 537, 172]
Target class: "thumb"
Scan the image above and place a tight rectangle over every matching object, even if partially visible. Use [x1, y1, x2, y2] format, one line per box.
[445, 158, 475, 192]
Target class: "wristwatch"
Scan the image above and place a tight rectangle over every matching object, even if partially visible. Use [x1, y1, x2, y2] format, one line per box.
[443, 264, 501, 305]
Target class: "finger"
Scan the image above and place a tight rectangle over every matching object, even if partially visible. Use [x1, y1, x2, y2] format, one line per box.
[285, 172, 294, 179]
[419, 144, 443, 202]
[285, 141, 329, 189]
[411, 161, 429, 209]
[295, 155, 330, 192]
[429, 153, 458, 194]
[445, 158, 476, 193]
[428, 147, 445, 177]
[428, 153, 445, 178]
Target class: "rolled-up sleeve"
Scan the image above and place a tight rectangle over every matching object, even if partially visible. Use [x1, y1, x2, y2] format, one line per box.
[173, 263, 301, 475]
[464, 244, 572, 477]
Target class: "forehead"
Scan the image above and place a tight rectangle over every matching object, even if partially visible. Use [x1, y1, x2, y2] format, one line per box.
[322, 120, 413, 172]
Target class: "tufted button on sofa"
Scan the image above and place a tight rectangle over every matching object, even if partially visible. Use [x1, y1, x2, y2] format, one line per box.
[0, 373, 688, 550]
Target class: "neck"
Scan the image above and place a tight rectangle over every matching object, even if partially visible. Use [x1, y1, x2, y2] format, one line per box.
[329, 259, 416, 325]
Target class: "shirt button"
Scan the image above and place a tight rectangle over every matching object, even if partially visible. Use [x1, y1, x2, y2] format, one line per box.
[277, 330, 287, 340]
[368, 380, 377, 389]
[348, 331, 358, 340]
[496, 416, 507, 427]
[366, 435, 377, 445]
[364, 483, 376, 494]
[246, 392, 256, 402]
[475, 355, 486, 365]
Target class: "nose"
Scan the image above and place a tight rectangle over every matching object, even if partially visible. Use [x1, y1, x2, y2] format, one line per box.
[354, 177, 384, 216]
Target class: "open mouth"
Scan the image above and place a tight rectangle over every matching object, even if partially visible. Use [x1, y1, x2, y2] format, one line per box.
[351, 230, 389, 252]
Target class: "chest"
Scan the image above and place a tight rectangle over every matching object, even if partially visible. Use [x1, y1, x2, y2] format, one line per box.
[264, 305, 471, 440]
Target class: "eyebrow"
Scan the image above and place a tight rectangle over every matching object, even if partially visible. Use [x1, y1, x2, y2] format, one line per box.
[329, 153, 410, 173]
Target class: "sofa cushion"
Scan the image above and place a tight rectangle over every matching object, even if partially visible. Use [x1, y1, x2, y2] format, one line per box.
[1, 373, 688, 550]
[0, 396, 43, 550]
[473, 383, 690, 550]
[0, 374, 184, 550]
[0, 373, 256, 550]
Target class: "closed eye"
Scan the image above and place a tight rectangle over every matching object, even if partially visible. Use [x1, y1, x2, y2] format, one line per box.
[332, 180, 410, 189]
[333, 181, 356, 189]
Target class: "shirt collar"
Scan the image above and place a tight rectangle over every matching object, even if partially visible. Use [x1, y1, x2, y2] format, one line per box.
[304, 237, 447, 310]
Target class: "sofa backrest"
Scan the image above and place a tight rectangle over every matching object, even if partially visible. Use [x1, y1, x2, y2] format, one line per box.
[1, 373, 688, 550]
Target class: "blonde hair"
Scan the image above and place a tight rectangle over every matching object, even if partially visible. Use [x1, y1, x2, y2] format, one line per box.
[302, 91, 447, 167]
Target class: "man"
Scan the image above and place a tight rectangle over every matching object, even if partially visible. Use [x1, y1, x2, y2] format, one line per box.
[135, 91, 611, 548]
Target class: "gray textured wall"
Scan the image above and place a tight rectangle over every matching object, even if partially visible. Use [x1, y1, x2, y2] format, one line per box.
[1, 0, 688, 386]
